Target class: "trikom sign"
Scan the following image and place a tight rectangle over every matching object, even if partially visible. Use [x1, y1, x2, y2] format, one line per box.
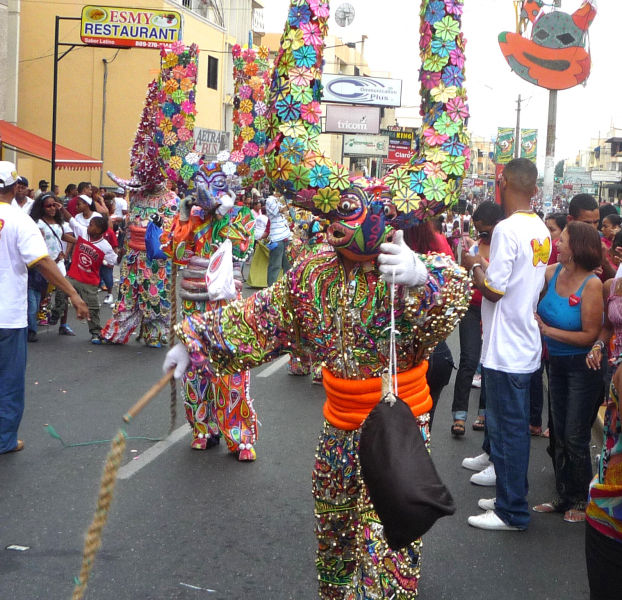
[81, 5, 183, 49]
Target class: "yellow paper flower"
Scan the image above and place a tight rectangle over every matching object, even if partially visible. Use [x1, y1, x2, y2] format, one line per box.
[164, 78, 179, 95]
[283, 28, 304, 50]
[169, 156, 182, 170]
[313, 188, 340, 213]
[239, 99, 253, 113]
[430, 83, 458, 104]
[163, 52, 179, 68]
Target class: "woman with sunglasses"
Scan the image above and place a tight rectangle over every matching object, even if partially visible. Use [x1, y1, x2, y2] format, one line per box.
[451, 201, 504, 437]
[29, 193, 77, 337]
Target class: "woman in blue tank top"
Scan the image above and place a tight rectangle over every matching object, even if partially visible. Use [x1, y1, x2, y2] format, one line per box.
[534, 221, 604, 523]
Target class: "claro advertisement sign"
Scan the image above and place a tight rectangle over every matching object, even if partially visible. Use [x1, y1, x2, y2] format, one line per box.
[321, 74, 402, 107]
[81, 5, 183, 49]
[325, 105, 380, 135]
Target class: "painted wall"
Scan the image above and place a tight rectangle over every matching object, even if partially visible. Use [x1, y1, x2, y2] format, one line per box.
[17, 0, 228, 190]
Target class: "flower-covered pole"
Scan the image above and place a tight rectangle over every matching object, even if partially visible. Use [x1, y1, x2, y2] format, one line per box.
[156, 42, 201, 195]
[384, 0, 470, 223]
[230, 44, 273, 186]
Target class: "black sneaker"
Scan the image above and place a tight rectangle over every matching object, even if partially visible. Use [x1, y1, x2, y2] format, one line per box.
[59, 325, 76, 336]
[48, 317, 59, 326]
[27, 331, 38, 343]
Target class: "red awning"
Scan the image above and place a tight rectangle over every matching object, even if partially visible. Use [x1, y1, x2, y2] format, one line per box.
[0, 120, 102, 171]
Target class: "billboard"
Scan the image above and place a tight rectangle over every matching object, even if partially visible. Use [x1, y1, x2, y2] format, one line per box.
[343, 134, 390, 157]
[321, 74, 402, 107]
[325, 105, 380, 134]
[81, 6, 183, 49]
[383, 126, 415, 165]
[520, 128, 538, 163]
[194, 128, 230, 160]
[494, 127, 515, 165]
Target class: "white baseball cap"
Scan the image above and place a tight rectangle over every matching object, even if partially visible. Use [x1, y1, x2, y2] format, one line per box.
[79, 194, 93, 206]
[0, 161, 19, 189]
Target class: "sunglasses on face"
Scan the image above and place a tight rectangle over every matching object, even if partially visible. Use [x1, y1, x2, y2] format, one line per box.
[478, 231, 490, 239]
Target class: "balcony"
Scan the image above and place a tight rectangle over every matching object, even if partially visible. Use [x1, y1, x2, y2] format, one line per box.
[174, 0, 225, 28]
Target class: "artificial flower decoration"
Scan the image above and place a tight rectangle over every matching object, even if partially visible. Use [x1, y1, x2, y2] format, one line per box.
[261, 0, 470, 225]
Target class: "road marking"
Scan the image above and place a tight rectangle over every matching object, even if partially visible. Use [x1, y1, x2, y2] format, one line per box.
[257, 354, 289, 378]
[117, 424, 190, 480]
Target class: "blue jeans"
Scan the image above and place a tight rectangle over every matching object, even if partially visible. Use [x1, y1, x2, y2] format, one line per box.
[483, 366, 533, 529]
[267, 239, 291, 286]
[0, 328, 27, 453]
[99, 265, 114, 292]
[27, 288, 42, 334]
[548, 353, 603, 507]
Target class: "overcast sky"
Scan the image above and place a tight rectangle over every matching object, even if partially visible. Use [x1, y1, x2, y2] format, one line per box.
[262, 0, 620, 173]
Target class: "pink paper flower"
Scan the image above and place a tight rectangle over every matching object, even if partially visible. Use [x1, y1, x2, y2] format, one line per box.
[449, 47, 465, 69]
[177, 127, 192, 141]
[301, 22, 323, 47]
[243, 142, 259, 157]
[421, 71, 441, 90]
[300, 101, 321, 124]
[446, 97, 469, 121]
[423, 127, 448, 146]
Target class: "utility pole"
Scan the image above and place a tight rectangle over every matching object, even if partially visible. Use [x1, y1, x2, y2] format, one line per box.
[514, 94, 522, 158]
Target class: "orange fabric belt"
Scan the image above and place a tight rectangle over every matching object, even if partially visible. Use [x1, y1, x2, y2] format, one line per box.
[128, 225, 146, 251]
[322, 362, 432, 431]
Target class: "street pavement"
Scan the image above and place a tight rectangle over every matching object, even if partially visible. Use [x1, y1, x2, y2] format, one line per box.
[0, 293, 595, 599]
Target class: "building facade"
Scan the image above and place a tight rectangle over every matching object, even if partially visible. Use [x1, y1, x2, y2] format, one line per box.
[9, 0, 260, 189]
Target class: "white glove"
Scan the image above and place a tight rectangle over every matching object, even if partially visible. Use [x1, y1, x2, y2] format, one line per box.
[215, 192, 235, 217]
[163, 342, 190, 380]
[378, 230, 428, 287]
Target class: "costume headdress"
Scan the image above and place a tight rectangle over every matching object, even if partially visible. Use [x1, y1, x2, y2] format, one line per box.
[108, 42, 200, 192]
[263, 0, 470, 228]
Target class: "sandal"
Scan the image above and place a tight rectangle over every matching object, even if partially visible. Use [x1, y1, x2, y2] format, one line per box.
[451, 420, 466, 437]
[472, 417, 485, 431]
[564, 502, 587, 523]
[532, 499, 568, 513]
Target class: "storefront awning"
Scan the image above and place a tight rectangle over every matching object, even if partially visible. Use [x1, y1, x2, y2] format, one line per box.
[0, 120, 102, 170]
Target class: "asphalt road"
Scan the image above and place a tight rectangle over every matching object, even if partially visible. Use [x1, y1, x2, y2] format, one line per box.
[0, 293, 594, 599]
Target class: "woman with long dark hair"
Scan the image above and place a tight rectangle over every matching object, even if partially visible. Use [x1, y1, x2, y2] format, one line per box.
[29, 194, 76, 336]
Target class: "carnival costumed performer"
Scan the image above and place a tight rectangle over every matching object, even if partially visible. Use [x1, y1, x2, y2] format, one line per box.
[161, 161, 258, 460]
[163, 0, 471, 595]
[102, 43, 201, 347]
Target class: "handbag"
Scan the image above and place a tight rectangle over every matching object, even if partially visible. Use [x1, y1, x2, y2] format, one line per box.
[205, 239, 237, 301]
[358, 275, 456, 550]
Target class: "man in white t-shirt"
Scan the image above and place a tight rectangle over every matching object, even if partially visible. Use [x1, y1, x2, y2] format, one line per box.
[462, 158, 551, 531]
[265, 189, 293, 286]
[0, 161, 88, 455]
[11, 176, 34, 214]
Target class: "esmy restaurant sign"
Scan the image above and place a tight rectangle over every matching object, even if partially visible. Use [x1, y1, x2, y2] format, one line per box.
[80, 5, 183, 49]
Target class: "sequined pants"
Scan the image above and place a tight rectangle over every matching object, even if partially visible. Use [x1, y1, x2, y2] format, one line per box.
[181, 300, 257, 452]
[313, 421, 427, 599]
[101, 249, 171, 346]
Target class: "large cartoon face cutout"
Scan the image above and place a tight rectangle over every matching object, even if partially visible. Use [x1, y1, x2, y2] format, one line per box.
[194, 162, 229, 211]
[499, 0, 597, 90]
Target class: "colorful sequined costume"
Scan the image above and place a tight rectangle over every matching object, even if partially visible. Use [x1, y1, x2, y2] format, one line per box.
[162, 187, 258, 459]
[174, 0, 472, 593]
[102, 186, 177, 346]
[175, 246, 469, 596]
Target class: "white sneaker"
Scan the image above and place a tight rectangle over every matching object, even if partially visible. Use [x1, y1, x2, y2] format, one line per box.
[468, 510, 521, 531]
[471, 374, 482, 388]
[462, 452, 491, 472]
[470, 464, 496, 486]
[478, 498, 496, 511]
[103, 294, 114, 304]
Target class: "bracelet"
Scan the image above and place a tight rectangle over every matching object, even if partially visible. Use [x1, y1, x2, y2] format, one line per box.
[469, 263, 482, 276]
[592, 340, 604, 351]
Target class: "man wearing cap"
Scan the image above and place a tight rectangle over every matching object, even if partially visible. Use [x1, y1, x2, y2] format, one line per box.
[34, 179, 49, 199]
[67, 181, 92, 217]
[11, 176, 33, 214]
[0, 161, 88, 454]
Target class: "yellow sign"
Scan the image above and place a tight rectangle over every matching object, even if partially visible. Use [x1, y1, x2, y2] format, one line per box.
[81, 5, 183, 49]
